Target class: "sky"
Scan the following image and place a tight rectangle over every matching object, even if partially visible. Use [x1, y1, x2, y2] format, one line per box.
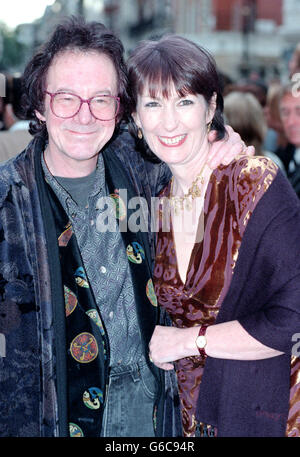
[1, 0, 55, 29]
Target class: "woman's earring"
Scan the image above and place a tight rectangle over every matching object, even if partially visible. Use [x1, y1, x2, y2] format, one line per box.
[207, 121, 212, 134]
[137, 128, 143, 140]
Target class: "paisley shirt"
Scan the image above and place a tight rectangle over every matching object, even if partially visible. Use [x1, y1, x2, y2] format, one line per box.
[154, 156, 300, 437]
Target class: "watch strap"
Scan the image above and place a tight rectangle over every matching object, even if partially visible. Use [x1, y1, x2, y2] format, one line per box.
[196, 324, 208, 359]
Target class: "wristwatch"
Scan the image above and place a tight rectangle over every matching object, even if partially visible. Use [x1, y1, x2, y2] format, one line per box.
[195, 325, 208, 359]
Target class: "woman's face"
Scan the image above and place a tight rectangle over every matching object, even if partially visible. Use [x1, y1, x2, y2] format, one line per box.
[133, 83, 216, 167]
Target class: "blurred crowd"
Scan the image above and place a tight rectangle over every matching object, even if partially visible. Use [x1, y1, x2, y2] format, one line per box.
[1, 41, 300, 198]
[0, 74, 32, 161]
[222, 41, 300, 199]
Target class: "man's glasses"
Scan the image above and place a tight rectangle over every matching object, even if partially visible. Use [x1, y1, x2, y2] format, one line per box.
[45, 91, 120, 121]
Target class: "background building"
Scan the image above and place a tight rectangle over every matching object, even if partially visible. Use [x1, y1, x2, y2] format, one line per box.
[1, 0, 300, 83]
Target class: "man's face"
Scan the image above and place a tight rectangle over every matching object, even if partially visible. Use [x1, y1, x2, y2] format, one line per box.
[279, 92, 300, 147]
[36, 50, 118, 177]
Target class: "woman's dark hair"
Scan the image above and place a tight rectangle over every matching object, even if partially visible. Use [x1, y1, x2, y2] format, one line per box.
[127, 34, 226, 160]
[21, 16, 130, 137]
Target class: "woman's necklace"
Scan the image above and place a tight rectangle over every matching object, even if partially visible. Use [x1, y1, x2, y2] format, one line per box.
[169, 164, 206, 215]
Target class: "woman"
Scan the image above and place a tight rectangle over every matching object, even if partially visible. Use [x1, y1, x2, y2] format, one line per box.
[127, 35, 300, 437]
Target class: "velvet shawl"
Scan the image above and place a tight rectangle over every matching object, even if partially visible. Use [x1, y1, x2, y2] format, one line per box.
[196, 169, 300, 436]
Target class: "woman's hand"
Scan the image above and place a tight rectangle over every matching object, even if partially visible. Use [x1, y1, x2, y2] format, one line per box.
[149, 321, 283, 371]
[149, 325, 199, 371]
[207, 125, 255, 168]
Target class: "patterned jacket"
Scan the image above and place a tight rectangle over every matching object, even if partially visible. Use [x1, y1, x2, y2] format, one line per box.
[0, 130, 174, 437]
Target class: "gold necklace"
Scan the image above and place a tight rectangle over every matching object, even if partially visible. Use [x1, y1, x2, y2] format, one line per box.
[169, 164, 206, 215]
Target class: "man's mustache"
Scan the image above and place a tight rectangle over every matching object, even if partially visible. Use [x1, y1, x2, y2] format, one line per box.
[62, 126, 99, 134]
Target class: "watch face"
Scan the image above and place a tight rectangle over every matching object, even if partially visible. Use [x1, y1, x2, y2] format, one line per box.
[196, 335, 207, 349]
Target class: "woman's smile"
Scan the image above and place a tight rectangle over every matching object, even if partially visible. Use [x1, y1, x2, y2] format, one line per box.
[135, 89, 215, 168]
[158, 134, 187, 147]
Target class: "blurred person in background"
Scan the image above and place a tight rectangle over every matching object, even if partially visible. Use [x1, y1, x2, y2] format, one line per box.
[2, 76, 31, 131]
[0, 75, 32, 161]
[0, 96, 4, 131]
[223, 79, 267, 109]
[289, 43, 300, 78]
[224, 90, 285, 172]
[263, 83, 288, 154]
[277, 82, 300, 198]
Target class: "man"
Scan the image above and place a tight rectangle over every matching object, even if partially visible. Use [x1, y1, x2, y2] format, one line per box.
[0, 18, 250, 437]
[277, 83, 300, 198]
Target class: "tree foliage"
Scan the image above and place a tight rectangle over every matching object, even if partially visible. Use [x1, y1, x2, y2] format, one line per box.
[0, 22, 25, 71]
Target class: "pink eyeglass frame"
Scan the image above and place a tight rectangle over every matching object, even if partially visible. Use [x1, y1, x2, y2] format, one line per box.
[45, 91, 120, 121]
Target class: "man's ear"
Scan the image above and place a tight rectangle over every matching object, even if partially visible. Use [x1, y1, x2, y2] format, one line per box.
[35, 109, 46, 122]
[206, 92, 217, 124]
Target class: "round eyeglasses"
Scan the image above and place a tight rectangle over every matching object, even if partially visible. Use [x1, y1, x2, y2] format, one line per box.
[45, 91, 120, 121]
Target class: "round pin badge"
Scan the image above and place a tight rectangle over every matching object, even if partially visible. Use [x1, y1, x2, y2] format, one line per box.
[74, 266, 89, 288]
[58, 222, 73, 247]
[126, 242, 145, 264]
[83, 387, 103, 410]
[70, 332, 98, 363]
[86, 309, 105, 336]
[69, 422, 84, 437]
[64, 286, 78, 317]
[109, 193, 126, 221]
[146, 278, 158, 307]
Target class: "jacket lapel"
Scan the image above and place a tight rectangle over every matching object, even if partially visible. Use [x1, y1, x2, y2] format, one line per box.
[102, 147, 159, 350]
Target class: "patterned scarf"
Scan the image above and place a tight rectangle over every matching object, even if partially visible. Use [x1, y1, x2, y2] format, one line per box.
[44, 148, 161, 436]
[47, 184, 109, 437]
